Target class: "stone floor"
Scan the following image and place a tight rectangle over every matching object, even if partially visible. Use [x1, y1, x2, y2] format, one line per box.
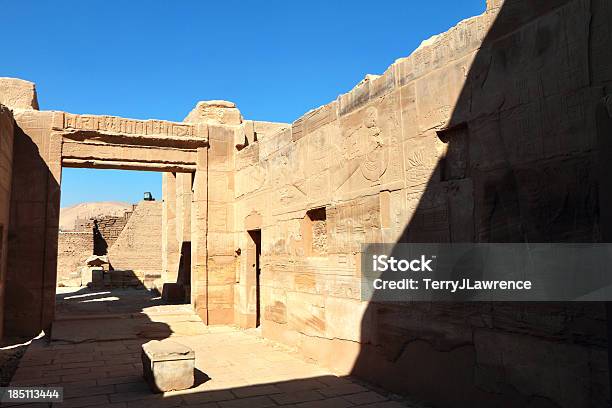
[5, 287, 419, 407]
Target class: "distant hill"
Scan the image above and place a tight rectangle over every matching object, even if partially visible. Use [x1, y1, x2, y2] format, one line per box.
[59, 201, 132, 231]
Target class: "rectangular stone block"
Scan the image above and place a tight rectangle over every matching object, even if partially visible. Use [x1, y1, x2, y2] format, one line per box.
[89, 267, 104, 287]
[142, 340, 195, 393]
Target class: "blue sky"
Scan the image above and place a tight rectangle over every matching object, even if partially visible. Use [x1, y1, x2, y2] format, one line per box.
[3, 1, 484, 207]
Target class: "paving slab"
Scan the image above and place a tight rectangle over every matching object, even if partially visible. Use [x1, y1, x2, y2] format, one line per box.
[7, 288, 421, 407]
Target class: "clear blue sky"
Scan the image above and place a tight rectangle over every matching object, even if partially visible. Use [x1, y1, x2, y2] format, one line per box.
[3, 1, 484, 207]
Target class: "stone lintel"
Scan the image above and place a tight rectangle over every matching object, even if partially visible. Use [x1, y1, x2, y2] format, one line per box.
[62, 158, 196, 173]
[52, 111, 209, 146]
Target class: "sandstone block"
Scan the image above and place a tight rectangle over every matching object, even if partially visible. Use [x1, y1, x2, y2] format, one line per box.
[0, 77, 39, 109]
[184, 100, 242, 125]
[142, 340, 195, 392]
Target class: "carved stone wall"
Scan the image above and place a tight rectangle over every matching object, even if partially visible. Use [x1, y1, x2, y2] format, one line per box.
[228, 1, 611, 406]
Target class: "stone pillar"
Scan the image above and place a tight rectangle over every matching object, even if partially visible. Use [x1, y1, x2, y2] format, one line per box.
[191, 148, 208, 323]
[206, 125, 236, 325]
[183, 101, 241, 324]
[162, 172, 179, 285]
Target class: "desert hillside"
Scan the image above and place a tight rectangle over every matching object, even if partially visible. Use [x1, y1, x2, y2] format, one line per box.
[59, 201, 132, 231]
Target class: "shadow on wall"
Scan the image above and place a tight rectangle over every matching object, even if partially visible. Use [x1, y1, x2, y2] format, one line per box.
[177, 241, 192, 301]
[5, 119, 60, 337]
[352, 1, 611, 407]
[161, 242, 192, 304]
[92, 220, 109, 257]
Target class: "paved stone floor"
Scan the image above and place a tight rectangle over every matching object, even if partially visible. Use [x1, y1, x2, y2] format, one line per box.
[5, 288, 418, 407]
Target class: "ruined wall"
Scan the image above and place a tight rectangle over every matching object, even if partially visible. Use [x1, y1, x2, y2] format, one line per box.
[229, 1, 611, 407]
[56, 231, 93, 287]
[107, 200, 162, 287]
[75, 208, 133, 248]
[0, 105, 15, 339]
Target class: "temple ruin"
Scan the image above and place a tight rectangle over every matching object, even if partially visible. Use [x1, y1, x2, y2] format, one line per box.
[1, 0, 611, 406]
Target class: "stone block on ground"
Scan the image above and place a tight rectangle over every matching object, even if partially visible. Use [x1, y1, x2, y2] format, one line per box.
[89, 267, 104, 288]
[142, 339, 195, 392]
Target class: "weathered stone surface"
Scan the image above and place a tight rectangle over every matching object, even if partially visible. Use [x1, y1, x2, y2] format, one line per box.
[142, 339, 195, 392]
[0, 78, 39, 110]
[184, 100, 242, 125]
[107, 201, 162, 288]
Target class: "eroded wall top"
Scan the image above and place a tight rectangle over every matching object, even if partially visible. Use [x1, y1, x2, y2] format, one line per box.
[0, 78, 39, 110]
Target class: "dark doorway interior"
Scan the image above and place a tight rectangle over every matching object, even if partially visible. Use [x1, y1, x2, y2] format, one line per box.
[248, 229, 262, 327]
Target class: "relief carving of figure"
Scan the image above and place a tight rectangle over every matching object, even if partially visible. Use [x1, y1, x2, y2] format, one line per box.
[360, 106, 387, 181]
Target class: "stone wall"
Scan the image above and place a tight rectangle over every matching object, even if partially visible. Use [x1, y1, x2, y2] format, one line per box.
[56, 202, 159, 288]
[225, 1, 612, 407]
[74, 207, 133, 248]
[107, 200, 162, 287]
[0, 104, 14, 339]
[56, 231, 93, 287]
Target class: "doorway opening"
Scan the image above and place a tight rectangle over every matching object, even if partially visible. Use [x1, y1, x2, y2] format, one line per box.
[247, 229, 262, 327]
[56, 168, 170, 319]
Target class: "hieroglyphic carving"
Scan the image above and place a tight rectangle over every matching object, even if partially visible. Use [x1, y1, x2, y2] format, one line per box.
[209, 204, 229, 232]
[404, 136, 443, 190]
[59, 113, 206, 138]
[341, 106, 388, 182]
[328, 195, 380, 253]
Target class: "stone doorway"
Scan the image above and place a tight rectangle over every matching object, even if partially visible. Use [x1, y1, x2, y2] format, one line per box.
[57, 168, 166, 293]
[247, 229, 262, 328]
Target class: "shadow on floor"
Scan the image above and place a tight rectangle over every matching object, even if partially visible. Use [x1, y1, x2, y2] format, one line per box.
[9, 288, 421, 407]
